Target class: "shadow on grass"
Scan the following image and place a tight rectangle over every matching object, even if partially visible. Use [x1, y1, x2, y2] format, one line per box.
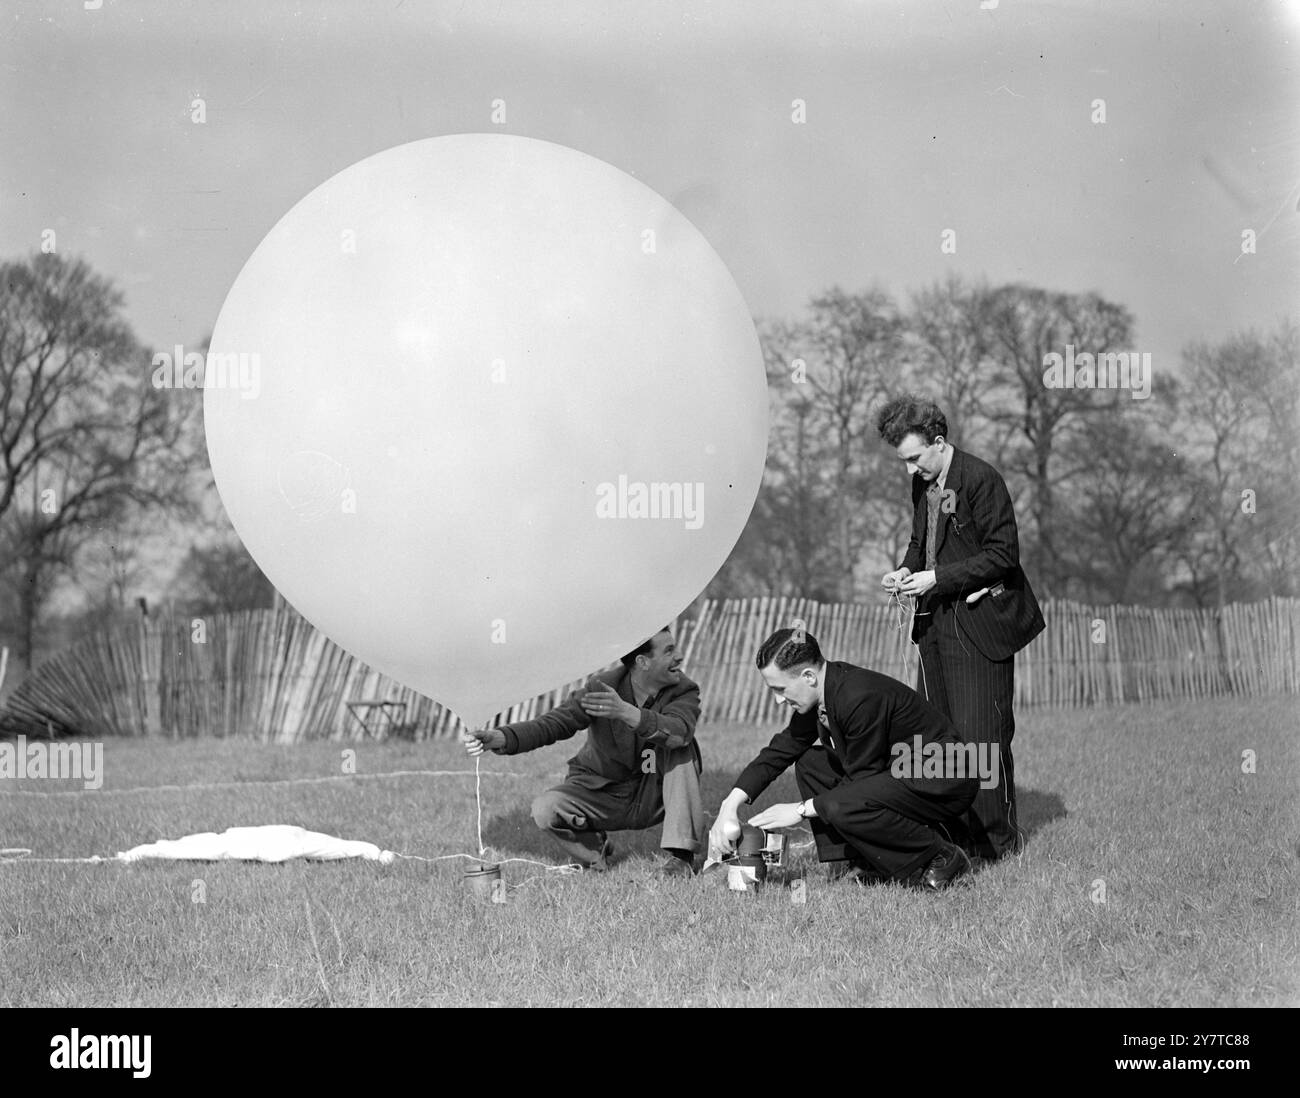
[480, 804, 674, 864]
[482, 769, 1065, 865]
[479, 769, 807, 864]
[1018, 787, 1067, 841]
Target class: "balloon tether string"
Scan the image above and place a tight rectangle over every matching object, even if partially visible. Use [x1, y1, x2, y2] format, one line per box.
[474, 753, 485, 858]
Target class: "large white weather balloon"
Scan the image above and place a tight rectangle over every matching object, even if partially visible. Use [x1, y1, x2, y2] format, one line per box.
[204, 134, 767, 729]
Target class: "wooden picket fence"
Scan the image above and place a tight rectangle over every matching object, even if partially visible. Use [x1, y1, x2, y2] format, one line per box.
[0, 607, 595, 742]
[678, 595, 1300, 724]
[1, 596, 1296, 740]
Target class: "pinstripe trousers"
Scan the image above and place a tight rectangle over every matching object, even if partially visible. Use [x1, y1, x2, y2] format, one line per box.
[914, 599, 1023, 859]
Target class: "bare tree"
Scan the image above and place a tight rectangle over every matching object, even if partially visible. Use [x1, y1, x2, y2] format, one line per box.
[167, 539, 277, 616]
[1177, 322, 1298, 608]
[978, 285, 1136, 596]
[1053, 402, 1196, 603]
[772, 289, 908, 599]
[0, 252, 196, 662]
[1250, 320, 1300, 597]
[710, 282, 1293, 609]
[905, 273, 1016, 463]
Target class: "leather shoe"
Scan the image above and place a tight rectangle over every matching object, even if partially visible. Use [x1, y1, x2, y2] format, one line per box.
[575, 837, 615, 871]
[917, 840, 971, 890]
[826, 859, 886, 885]
[654, 854, 696, 878]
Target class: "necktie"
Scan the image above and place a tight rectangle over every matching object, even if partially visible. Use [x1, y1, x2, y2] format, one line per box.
[925, 481, 942, 570]
[818, 704, 834, 751]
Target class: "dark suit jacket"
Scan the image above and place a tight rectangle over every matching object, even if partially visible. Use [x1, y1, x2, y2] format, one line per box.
[901, 446, 1044, 661]
[733, 661, 964, 802]
[493, 666, 702, 787]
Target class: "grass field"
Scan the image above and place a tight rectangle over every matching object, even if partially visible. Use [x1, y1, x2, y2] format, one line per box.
[1, 694, 1297, 1007]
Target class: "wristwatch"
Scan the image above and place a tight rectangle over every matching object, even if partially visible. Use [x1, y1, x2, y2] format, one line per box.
[797, 799, 811, 818]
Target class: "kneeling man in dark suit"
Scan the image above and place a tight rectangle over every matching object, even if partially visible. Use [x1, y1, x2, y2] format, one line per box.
[710, 626, 978, 889]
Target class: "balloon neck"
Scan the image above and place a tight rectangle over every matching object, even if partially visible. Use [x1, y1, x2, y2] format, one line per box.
[456, 712, 494, 735]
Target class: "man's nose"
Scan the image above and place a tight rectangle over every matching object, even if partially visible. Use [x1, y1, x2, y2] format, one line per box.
[906, 463, 919, 475]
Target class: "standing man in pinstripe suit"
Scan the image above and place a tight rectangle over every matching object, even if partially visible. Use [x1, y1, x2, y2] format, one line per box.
[877, 396, 1045, 863]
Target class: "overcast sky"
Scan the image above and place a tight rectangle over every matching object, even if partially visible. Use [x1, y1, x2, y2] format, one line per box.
[3, 0, 1297, 379]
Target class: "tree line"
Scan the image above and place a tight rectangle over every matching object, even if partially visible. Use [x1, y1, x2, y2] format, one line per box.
[711, 276, 1297, 609]
[0, 252, 272, 671]
[1, 252, 1295, 674]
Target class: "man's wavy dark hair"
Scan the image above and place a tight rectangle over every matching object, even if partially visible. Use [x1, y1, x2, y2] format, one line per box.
[755, 627, 823, 672]
[621, 626, 672, 668]
[876, 394, 948, 447]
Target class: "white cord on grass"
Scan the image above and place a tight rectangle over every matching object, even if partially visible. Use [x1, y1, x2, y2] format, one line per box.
[0, 768, 523, 798]
[1, 745, 574, 879]
[1, 847, 579, 873]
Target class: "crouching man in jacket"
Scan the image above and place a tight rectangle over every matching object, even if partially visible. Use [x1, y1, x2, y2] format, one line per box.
[464, 627, 704, 876]
[710, 626, 977, 890]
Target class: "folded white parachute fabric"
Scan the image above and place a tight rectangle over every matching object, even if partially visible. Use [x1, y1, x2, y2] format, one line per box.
[116, 825, 396, 865]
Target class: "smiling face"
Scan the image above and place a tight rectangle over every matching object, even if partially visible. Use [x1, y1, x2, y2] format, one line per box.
[636, 629, 683, 690]
[759, 661, 822, 714]
[894, 431, 947, 482]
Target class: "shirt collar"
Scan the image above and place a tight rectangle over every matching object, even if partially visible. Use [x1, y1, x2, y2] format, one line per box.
[933, 443, 955, 493]
[816, 663, 835, 724]
[621, 669, 660, 708]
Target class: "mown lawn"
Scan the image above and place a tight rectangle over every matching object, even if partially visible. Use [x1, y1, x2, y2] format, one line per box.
[1, 694, 1296, 1006]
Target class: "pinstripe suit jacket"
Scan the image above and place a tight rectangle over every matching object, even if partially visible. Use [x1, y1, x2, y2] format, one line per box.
[900, 446, 1044, 661]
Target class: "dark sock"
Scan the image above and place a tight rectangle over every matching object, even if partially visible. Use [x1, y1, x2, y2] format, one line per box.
[665, 847, 694, 863]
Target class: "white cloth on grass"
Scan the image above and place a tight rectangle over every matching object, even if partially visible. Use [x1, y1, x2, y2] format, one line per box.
[116, 825, 395, 864]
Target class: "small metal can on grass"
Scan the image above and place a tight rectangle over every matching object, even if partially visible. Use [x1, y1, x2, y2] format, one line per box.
[727, 855, 767, 893]
[761, 830, 788, 868]
[464, 863, 502, 898]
